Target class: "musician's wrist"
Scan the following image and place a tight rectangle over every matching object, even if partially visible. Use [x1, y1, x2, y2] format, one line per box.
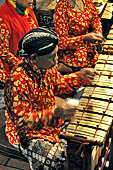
[78, 77, 89, 85]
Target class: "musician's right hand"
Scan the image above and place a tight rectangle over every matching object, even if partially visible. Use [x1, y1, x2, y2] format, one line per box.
[83, 32, 104, 43]
[54, 96, 76, 120]
[78, 68, 99, 81]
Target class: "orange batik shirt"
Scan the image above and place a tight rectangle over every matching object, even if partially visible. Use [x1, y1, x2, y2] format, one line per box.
[5, 58, 83, 145]
[0, 0, 38, 82]
[54, 0, 102, 68]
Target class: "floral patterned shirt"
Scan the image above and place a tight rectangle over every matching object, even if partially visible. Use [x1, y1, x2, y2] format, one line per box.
[54, 0, 102, 68]
[5, 58, 83, 145]
[0, 0, 38, 82]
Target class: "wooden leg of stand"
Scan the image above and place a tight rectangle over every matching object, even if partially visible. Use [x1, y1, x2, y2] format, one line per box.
[109, 138, 113, 170]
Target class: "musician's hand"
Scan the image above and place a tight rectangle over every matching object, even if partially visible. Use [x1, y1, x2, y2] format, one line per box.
[54, 96, 76, 120]
[78, 68, 99, 81]
[83, 32, 104, 42]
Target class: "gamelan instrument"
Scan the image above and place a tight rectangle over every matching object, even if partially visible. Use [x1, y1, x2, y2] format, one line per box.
[102, 26, 113, 54]
[102, 40, 113, 54]
[61, 54, 113, 170]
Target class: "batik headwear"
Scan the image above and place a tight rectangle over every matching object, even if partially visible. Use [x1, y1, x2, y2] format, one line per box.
[17, 27, 58, 57]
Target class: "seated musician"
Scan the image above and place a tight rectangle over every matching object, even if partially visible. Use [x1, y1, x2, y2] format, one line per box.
[54, 0, 104, 73]
[4, 27, 98, 170]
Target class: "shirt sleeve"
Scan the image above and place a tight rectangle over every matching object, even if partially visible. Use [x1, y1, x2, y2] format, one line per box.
[53, 68, 83, 96]
[54, 4, 86, 50]
[0, 18, 21, 66]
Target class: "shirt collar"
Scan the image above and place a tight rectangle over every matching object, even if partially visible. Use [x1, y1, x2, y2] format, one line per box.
[8, 0, 29, 15]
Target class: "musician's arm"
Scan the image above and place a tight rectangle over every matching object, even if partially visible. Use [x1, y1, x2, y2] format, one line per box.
[0, 18, 22, 65]
[54, 70, 83, 96]
[54, 67, 98, 96]
[54, 68, 98, 120]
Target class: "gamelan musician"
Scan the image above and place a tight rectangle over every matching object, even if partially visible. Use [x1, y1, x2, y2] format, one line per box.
[4, 27, 99, 170]
[54, 0, 104, 73]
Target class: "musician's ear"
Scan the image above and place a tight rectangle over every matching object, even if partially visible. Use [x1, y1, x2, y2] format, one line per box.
[30, 53, 37, 61]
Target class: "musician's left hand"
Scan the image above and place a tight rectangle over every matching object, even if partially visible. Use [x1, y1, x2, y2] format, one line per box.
[78, 68, 99, 81]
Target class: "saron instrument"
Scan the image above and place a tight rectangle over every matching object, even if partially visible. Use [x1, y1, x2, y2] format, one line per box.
[102, 26, 113, 54]
[61, 54, 113, 170]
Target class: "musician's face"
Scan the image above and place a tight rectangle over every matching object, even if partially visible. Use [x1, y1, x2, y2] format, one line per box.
[31, 46, 58, 69]
[16, 0, 33, 8]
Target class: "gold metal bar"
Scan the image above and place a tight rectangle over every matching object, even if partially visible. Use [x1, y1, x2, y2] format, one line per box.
[72, 122, 109, 131]
[71, 118, 111, 129]
[72, 113, 112, 125]
[78, 98, 113, 112]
